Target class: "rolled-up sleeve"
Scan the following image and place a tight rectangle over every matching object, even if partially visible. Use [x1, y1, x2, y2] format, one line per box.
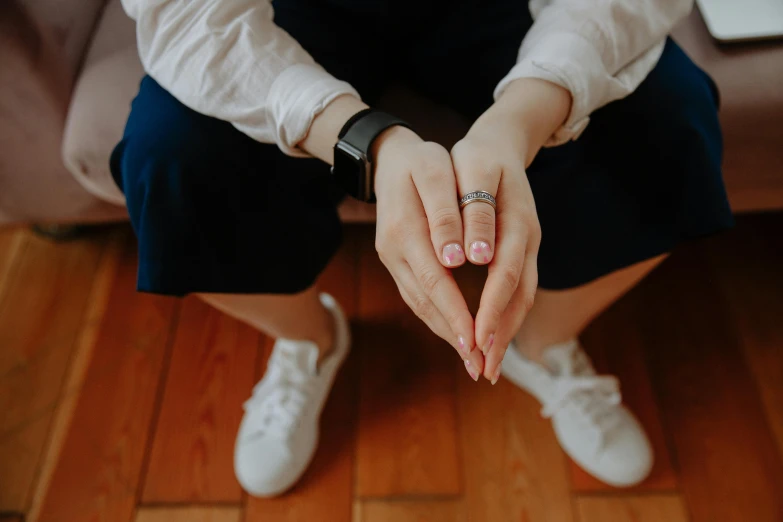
[497, 0, 694, 146]
[122, 0, 360, 156]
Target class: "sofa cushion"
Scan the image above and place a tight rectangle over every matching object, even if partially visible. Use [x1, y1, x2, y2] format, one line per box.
[19, 0, 108, 78]
[61, 0, 142, 206]
[0, 1, 125, 224]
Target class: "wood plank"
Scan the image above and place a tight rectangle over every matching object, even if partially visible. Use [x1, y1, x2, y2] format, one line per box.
[456, 361, 574, 522]
[571, 295, 678, 491]
[576, 494, 689, 522]
[141, 296, 261, 502]
[134, 506, 242, 522]
[35, 236, 179, 522]
[705, 214, 783, 459]
[354, 228, 461, 497]
[0, 229, 108, 512]
[357, 500, 465, 522]
[0, 226, 25, 293]
[636, 245, 783, 522]
[0, 415, 51, 514]
[453, 263, 574, 522]
[245, 225, 361, 522]
[27, 231, 127, 522]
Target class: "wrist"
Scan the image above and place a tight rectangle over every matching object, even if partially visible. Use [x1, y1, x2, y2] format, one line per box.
[372, 125, 421, 159]
[372, 125, 422, 195]
[476, 78, 571, 166]
[497, 77, 571, 123]
[299, 94, 369, 163]
[466, 106, 535, 166]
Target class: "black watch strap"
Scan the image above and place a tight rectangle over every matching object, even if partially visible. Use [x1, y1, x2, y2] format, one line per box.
[338, 109, 412, 163]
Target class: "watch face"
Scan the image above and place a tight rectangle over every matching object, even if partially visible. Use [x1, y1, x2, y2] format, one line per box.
[333, 142, 368, 199]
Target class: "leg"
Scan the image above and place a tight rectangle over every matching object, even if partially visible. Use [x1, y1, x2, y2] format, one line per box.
[110, 0, 395, 498]
[111, 74, 352, 498]
[110, 75, 353, 499]
[111, 76, 346, 297]
[512, 40, 731, 362]
[515, 254, 667, 364]
[111, 75, 345, 352]
[199, 287, 336, 362]
[411, 5, 733, 487]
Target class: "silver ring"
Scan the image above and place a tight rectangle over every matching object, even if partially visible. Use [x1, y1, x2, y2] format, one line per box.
[459, 190, 497, 210]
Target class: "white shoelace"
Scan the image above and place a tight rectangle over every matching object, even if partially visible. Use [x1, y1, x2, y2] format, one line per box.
[243, 346, 316, 439]
[539, 348, 623, 447]
[541, 375, 621, 422]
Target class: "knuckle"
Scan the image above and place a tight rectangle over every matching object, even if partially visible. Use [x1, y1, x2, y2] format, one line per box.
[385, 220, 410, 242]
[522, 206, 539, 224]
[450, 139, 480, 166]
[431, 207, 462, 233]
[485, 303, 504, 325]
[467, 207, 495, 229]
[417, 162, 442, 183]
[416, 143, 450, 173]
[412, 294, 434, 319]
[399, 292, 414, 311]
[419, 141, 450, 159]
[527, 269, 539, 291]
[442, 307, 463, 330]
[418, 266, 443, 296]
[499, 264, 522, 289]
[377, 251, 393, 271]
[529, 221, 542, 245]
[450, 139, 469, 158]
[478, 164, 501, 184]
[522, 291, 536, 314]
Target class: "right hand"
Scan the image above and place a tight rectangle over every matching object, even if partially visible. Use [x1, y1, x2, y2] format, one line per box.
[373, 127, 485, 379]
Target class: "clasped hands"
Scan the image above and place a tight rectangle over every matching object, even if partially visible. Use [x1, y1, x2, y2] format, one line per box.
[373, 79, 571, 383]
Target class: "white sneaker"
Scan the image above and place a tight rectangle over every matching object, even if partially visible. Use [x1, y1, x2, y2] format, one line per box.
[501, 339, 653, 487]
[233, 293, 350, 497]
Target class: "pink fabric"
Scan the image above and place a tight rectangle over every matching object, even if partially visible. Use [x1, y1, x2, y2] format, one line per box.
[19, 0, 107, 75]
[63, 0, 142, 206]
[0, 1, 124, 225]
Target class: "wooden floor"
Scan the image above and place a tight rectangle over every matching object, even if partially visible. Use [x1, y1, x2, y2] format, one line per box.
[2, 214, 783, 522]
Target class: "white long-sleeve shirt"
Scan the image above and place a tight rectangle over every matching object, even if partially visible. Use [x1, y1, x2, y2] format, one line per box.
[122, 0, 693, 156]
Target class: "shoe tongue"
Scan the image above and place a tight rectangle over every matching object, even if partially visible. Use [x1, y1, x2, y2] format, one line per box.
[277, 339, 319, 375]
[542, 340, 580, 376]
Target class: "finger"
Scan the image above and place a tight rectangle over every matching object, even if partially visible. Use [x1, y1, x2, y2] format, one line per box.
[404, 234, 476, 356]
[376, 166, 474, 353]
[454, 163, 500, 266]
[473, 163, 536, 353]
[411, 143, 466, 268]
[482, 246, 538, 383]
[381, 251, 467, 353]
[474, 215, 527, 354]
[392, 261, 485, 380]
[392, 272, 454, 348]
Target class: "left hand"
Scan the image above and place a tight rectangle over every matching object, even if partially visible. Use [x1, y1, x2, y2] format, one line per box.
[451, 78, 571, 382]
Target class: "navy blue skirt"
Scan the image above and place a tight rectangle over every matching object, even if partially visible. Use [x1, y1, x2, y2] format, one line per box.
[110, 0, 733, 296]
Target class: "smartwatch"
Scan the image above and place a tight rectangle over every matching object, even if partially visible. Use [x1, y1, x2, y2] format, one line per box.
[331, 109, 412, 203]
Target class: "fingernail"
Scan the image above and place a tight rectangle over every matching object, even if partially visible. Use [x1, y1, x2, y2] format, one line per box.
[443, 243, 465, 267]
[469, 241, 492, 264]
[458, 335, 470, 356]
[482, 333, 494, 356]
[491, 364, 502, 385]
[464, 359, 479, 381]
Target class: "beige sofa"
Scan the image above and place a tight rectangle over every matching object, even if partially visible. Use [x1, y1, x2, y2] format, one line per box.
[1, 0, 782, 226]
